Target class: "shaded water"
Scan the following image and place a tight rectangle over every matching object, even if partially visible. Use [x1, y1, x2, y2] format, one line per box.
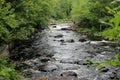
[15, 22, 120, 80]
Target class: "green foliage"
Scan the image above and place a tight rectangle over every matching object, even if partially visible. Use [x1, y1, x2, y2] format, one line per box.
[77, 27, 98, 34]
[71, 0, 89, 19]
[51, 0, 72, 19]
[0, 55, 20, 80]
[92, 54, 120, 68]
[101, 8, 120, 40]
[0, 0, 54, 45]
[0, 0, 18, 44]
[71, 0, 120, 41]
[101, 28, 119, 40]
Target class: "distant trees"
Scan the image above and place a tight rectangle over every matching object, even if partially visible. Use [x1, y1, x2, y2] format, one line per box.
[51, 0, 72, 19]
[71, 0, 120, 40]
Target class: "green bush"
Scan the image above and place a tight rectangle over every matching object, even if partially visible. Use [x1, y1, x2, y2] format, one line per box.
[0, 55, 20, 80]
[101, 8, 120, 40]
[0, 0, 18, 44]
[0, 0, 54, 45]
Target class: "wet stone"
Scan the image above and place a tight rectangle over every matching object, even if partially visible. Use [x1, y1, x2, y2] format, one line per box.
[116, 69, 120, 79]
[60, 43, 67, 45]
[67, 39, 75, 43]
[46, 54, 54, 58]
[40, 57, 50, 62]
[101, 74, 111, 80]
[60, 39, 64, 43]
[62, 64, 80, 70]
[61, 28, 69, 30]
[54, 34, 63, 38]
[77, 60, 88, 65]
[60, 59, 79, 64]
[22, 69, 33, 78]
[39, 64, 58, 72]
[16, 63, 32, 70]
[79, 39, 87, 42]
[53, 25, 57, 28]
[49, 76, 78, 80]
[100, 67, 109, 72]
[60, 71, 78, 77]
[109, 72, 117, 79]
[117, 72, 120, 79]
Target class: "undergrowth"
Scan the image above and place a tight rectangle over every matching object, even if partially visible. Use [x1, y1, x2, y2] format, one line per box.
[92, 54, 120, 68]
[0, 55, 21, 80]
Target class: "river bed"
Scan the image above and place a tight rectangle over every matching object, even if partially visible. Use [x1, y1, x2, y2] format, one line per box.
[11, 22, 120, 80]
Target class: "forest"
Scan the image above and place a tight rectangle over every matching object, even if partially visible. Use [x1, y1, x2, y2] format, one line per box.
[0, 0, 120, 80]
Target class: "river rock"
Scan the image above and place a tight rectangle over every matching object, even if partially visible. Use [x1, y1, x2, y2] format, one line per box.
[16, 63, 32, 70]
[60, 39, 64, 43]
[54, 34, 63, 38]
[79, 39, 86, 42]
[40, 57, 50, 62]
[60, 64, 80, 70]
[60, 71, 78, 77]
[61, 28, 69, 30]
[53, 25, 57, 28]
[117, 72, 120, 79]
[39, 64, 58, 72]
[49, 76, 78, 80]
[67, 39, 75, 43]
[77, 60, 88, 65]
[60, 59, 79, 64]
[22, 69, 33, 77]
[100, 67, 109, 72]
[109, 72, 116, 79]
[46, 54, 54, 58]
[116, 68, 120, 79]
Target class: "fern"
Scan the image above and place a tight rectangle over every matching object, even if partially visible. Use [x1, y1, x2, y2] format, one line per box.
[100, 8, 120, 40]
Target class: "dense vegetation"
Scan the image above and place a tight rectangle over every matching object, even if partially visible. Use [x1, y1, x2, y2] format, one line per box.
[71, 0, 120, 40]
[0, 0, 56, 79]
[0, 0, 54, 45]
[0, 55, 20, 80]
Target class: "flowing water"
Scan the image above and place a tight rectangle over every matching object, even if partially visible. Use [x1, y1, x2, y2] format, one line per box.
[13, 22, 120, 80]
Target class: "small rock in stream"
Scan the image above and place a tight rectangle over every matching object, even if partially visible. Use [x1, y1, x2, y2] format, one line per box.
[54, 34, 63, 38]
[79, 39, 87, 42]
[16, 63, 32, 70]
[77, 60, 88, 65]
[100, 67, 109, 72]
[60, 39, 64, 43]
[39, 64, 58, 72]
[46, 54, 54, 58]
[53, 25, 57, 28]
[40, 57, 50, 62]
[67, 39, 75, 43]
[60, 71, 78, 77]
[49, 76, 78, 80]
[61, 28, 69, 30]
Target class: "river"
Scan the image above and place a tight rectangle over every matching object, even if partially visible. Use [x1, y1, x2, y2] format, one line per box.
[11, 22, 120, 80]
